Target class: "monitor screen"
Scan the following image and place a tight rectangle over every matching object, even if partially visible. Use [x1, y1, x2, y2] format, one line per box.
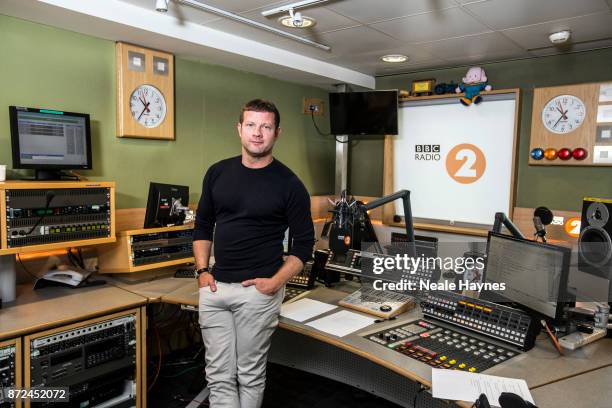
[482, 232, 571, 320]
[329, 90, 398, 135]
[9, 106, 92, 170]
[144, 182, 189, 228]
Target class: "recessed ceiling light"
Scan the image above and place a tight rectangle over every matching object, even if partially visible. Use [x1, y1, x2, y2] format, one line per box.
[549, 30, 571, 44]
[279, 13, 316, 28]
[381, 54, 409, 63]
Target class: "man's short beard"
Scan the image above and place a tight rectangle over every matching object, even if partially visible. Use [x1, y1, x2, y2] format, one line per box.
[244, 145, 273, 158]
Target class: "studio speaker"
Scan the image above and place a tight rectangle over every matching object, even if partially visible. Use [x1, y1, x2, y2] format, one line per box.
[578, 197, 612, 280]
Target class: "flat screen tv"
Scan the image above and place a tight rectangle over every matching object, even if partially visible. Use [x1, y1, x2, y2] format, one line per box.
[329, 90, 398, 135]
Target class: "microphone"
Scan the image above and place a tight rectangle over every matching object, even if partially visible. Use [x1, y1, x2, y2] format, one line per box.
[534, 207, 554, 225]
[533, 216, 547, 242]
[533, 207, 553, 243]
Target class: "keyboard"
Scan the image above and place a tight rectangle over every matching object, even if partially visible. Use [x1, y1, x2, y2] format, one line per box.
[283, 286, 310, 303]
[339, 287, 416, 318]
[174, 268, 197, 278]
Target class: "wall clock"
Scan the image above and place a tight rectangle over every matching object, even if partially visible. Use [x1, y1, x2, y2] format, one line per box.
[541, 94, 586, 134]
[116, 42, 175, 139]
[129, 84, 167, 128]
[529, 82, 612, 166]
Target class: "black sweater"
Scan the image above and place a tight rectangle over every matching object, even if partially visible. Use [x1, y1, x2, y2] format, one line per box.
[193, 156, 315, 283]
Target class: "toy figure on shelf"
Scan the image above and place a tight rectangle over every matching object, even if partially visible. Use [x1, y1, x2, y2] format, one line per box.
[456, 66, 492, 106]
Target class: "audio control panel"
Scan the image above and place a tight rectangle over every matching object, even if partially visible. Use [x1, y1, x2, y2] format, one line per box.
[0, 342, 17, 408]
[2, 184, 114, 251]
[421, 291, 539, 350]
[131, 229, 193, 266]
[28, 313, 138, 407]
[325, 249, 439, 285]
[365, 319, 519, 373]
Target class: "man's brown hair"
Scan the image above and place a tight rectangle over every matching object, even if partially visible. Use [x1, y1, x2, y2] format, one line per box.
[239, 99, 281, 129]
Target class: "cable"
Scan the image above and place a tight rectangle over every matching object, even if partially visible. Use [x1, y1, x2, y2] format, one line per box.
[24, 191, 55, 236]
[16, 254, 39, 281]
[310, 110, 350, 143]
[413, 384, 428, 408]
[148, 322, 163, 391]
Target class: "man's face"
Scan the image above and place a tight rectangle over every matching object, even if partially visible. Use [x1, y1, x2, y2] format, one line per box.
[237, 110, 280, 158]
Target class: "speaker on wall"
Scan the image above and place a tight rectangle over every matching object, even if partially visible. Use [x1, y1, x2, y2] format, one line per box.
[578, 197, 612, 280]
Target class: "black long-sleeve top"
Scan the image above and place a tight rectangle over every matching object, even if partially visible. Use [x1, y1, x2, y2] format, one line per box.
[193, 156, 315, 283]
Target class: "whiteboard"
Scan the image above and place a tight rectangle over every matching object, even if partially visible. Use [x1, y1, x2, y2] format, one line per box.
[392, 93, 518, 228]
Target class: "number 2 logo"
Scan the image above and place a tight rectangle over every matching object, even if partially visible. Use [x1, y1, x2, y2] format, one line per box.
[446, 144, 486, 184]
[564, 217, 581, 238]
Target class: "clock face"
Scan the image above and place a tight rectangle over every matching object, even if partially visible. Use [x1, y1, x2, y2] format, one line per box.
[129, 84, 167, 128]
[541, 94, 586, 134]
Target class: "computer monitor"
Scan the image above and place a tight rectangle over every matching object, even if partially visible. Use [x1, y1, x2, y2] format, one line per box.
[389, 232, 438, 259]
[482, 232, 571, 321]
[144, 182, 189, 228]
[9, 106, 92, 179]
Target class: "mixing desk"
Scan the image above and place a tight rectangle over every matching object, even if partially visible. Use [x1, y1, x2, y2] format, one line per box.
[365, 319, 519, 373]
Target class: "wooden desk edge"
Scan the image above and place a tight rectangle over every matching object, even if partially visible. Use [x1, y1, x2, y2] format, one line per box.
[0, 297, 147, 341]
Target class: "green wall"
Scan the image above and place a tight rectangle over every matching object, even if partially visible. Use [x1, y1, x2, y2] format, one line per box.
[360, 48, 612, 211]
[0, 14, 334, 208]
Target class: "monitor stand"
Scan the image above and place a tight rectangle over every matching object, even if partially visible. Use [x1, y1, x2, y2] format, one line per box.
[34, 170, 70, 180]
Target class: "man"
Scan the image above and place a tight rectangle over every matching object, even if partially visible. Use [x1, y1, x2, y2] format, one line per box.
[193, 99, 315, 408]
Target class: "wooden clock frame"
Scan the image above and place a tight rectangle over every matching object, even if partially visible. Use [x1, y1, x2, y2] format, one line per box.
[116, 42, 175, 140]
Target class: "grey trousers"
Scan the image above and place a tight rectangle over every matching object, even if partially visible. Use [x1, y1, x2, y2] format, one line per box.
[198, 281, 284, 408]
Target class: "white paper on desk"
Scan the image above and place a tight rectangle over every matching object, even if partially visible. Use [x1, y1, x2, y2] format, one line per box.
[432, 369, 534, 407]
[280, 298, 337, 322]
[305, 310, 375, 337]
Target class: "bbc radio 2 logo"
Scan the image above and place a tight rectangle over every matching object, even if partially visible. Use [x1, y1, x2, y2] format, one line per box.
[446, 144, 486, 184]
[415, 143, 486, 184]
[415, 145, 441, 161]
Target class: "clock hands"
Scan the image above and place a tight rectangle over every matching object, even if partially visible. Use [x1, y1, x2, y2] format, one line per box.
[137, 94, 151, 121]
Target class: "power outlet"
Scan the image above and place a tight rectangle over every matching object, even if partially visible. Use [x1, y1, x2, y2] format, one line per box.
[303, 98, 324, 115]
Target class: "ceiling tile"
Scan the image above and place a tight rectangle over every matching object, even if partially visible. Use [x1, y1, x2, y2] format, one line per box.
[443, 50, 530, 65]
[204, 17, 303, 44]
[501, 12, 612, 50]
[464, 0, 610, 30]
[417, 32, 524, 60]
[313, 25, 405, 57]
[371, 7, 491, 43]
[325, 0, 458, 24]
[327, 45, 437, 67]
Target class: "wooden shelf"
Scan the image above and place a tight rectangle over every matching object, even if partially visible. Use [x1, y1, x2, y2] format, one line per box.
[98, 225, 194, 274]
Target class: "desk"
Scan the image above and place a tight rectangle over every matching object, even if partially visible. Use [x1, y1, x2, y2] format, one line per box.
[106, 274, 195, 303]
[2, 279, 611, 408]
[0, 284, 146, 341]
[531, 365, 612, 407]
[162, 279, 612, 408]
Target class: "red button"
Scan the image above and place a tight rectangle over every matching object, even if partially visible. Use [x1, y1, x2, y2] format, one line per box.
[557, 148, 572, 160]
[572, 148, 588, 160]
